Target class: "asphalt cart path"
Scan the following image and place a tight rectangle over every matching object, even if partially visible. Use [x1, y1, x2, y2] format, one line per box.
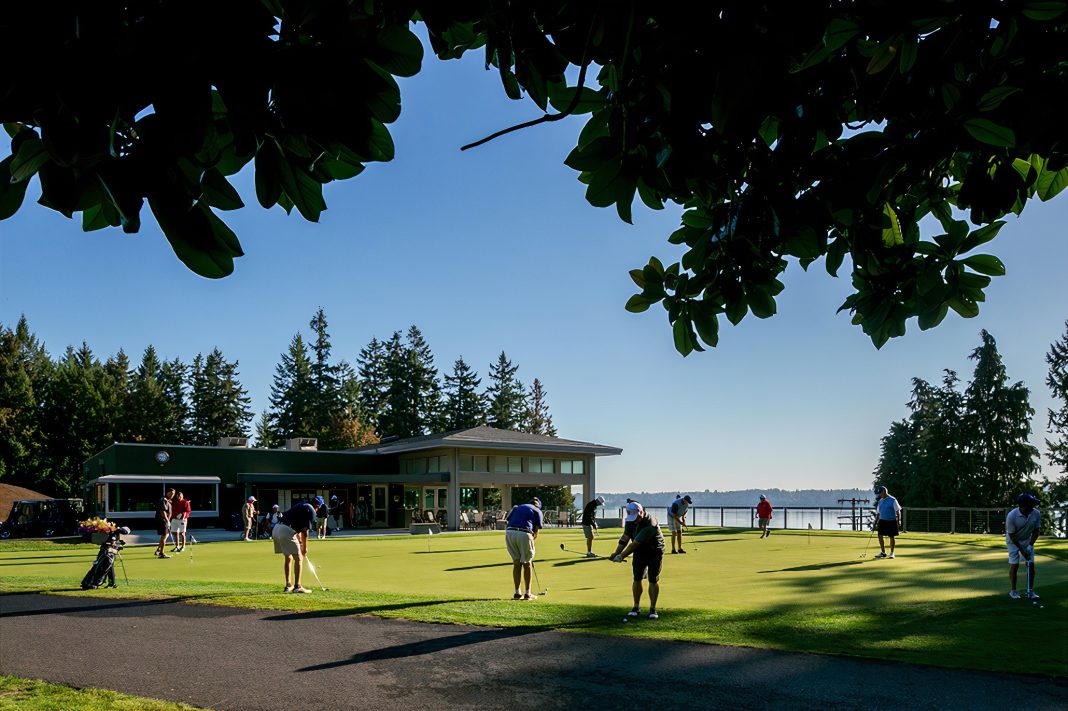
[1, 593, 1064, 710]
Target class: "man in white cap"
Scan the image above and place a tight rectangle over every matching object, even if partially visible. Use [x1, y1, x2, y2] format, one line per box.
[241, 496, 258, 541]
[1006, 493, 1042, 599]
[667, 494, 693, 554]
[580, 495, 606, 557]
[609, 500, 644, 560]
[505, 497, 544, 600]
[613, 507, 665, 619]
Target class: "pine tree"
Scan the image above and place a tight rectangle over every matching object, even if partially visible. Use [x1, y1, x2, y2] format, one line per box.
[356, 336, 389, 436]
[381, 331, 421, 438]
[308, 307, 340, 437]
[486, 352, 525, 431]
[523, 378, 556, 436]
[253, 409, 274, 448]
[190, 348, 253, 445]
[1043, 321, 1068, 505]
[126, 346, 171, 442]
[159, 357, 191, 444]
[962, 330, 1040, 505]
[0, 320, 40, 482]
[443, 357, 486, 430]
[268, 334, 316, 441]
[406, 325, 444, 433]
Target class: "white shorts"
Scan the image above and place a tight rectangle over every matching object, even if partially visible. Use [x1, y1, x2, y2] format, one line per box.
[1007, 543, 1034, 565]
[169, 518, 187, 533]
[505, 529, 535, 563]
[272, 523, 301, 557]
[667, 517, 684, 532]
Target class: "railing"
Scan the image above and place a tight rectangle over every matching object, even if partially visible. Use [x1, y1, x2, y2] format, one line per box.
[596, 506, 1068, 538]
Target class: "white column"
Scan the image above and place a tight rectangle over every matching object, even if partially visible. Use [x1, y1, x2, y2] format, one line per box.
[502, 484, 512, 512]
[584, 455, 595, 506]
[448, 448, 461, 531]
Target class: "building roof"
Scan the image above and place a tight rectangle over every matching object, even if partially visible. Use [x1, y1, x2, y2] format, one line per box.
[348, 425, 622, 456]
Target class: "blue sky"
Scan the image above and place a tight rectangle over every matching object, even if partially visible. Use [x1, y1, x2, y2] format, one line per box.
[2, 37, 1065, 495]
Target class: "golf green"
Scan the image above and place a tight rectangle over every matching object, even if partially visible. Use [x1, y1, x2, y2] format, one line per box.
[2, 528, 1065, 676]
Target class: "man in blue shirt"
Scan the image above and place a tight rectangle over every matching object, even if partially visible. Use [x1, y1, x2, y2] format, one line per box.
[505, 497, 543, 600]
[873, 485, 902, 559]
[272, 496, 320, 593]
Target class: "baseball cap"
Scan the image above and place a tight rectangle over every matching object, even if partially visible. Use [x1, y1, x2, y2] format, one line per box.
[759, 494, 766, 501]
[272, 504, 280, 510]
[532, 497, 542, 509]
[595, 495, 605, 505]
[247, 496, 256, 502]
[625, 502, 642, 522]
[117, 526, 131, 535]
[1017, 493, 1039, 505]
[330, 495, 338, 500]
[314, 495, 325, 507]
[683, 495, 692, 504]
[875, 485, 887, 495]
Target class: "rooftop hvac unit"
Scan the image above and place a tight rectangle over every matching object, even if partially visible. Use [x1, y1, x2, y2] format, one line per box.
[285, 437, 318, 451]
[217, 437, 249, 448]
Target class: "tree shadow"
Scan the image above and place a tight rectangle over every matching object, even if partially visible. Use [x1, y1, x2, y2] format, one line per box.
[444, 562, 512, 571]
[264, 598, 487, 621]
[413, 548, 498, 555]
[757, 560, 865, 573]
[296, 624, 553, 671]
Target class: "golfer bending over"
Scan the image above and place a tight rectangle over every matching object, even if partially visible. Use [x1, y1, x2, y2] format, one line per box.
[668, 494, 692, 554]
[1006, 493, 1042, 599]
[505, 497, 543, 600]
[272, 496, 322, 594]
[609, 500, 644, 560]
[873, 485, 902, 559]
[613, 509, 665, 619]
[581, 495, 605, 556]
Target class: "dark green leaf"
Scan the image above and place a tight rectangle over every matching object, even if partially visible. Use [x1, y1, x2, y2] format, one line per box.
[918, 304, 949, 330]
[1036, 166, 1068, 201]
[372, 26, 424, 78]
[367, 120, 395, 162]
[0, 156, 30, 220]
[978, 86, 1020, 112]
[547, 85, 604, 115]
[947, 296, 980, 318]
[747, 285, 776, 319]
[625, 294, 650, 313]
[1021, 2, 1067, 20]
[200, 168, 244, 211]
[963, 119, 1016, 148]
[959, 221, 1005, 252]
[691, 302, 719, 348]
[629, 269, 646, 289]
[960, 254, 1006, 276]
[672, 317, 694, 356]
[277, 157, 325, 222]
[255, 141, 282, 209]
[10, 136, 49, 182]
[725, 296, 747, 325]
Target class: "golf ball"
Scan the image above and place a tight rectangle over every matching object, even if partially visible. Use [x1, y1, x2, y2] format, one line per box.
[622, 618, 629, 623]
[1041, 605, 1045, 609]
[1033, 601, 1038, 606]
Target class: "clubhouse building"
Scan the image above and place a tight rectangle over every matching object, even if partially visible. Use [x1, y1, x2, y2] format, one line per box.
[83, 426, 621, 531]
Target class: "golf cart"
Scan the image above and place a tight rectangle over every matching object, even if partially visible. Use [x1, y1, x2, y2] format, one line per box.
[0, 498, 84, 539]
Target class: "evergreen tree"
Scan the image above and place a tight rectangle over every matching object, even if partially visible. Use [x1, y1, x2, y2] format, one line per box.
[1043, 321, 1068, 505]
[158, 357, 191, 444]
[962, 330, 1040, 505]
[307, 307, 340, 437]
[253, 409, 274, 448]
[381, 331, 421, 438]
[443, 357, 486, 430]
[190, 348, 253, 445]
[0, 320, 42, 484]
[523, 378, 557, 437]
[486, 352, 525, 431]
[356, 336, 389, 436]
[126, 346, 171, 442]
[268, 334, 316, 442]
[405, 325, 444, 433]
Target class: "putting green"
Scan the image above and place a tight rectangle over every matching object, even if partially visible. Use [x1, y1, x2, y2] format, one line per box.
[2, 528, 1066, 676]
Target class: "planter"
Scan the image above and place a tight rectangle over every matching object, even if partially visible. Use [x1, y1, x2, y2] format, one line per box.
[90, 532, 110, 544]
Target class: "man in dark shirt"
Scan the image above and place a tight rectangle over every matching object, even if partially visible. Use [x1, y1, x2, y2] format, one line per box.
[154, 488, 174, 559]
[613, 510, 665, 619]
[271, 496, 321, 593]
[581, 495, 605, 557]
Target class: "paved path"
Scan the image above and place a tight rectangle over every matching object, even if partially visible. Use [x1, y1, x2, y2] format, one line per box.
[1, 593, 1065, 710]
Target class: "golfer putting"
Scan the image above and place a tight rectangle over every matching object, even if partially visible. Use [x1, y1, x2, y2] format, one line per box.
[1006, 493, 1042, 599]
[271, 496, 321, 594]
[580, 495, 605, 557]
[505, 497, 543, 600]
[668, 494, 692, 554]
[613, 506, 664, 619]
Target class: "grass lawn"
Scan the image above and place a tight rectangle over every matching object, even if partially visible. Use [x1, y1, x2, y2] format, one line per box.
[2, 528, 1066, 676]
[0, 675, 208, 710]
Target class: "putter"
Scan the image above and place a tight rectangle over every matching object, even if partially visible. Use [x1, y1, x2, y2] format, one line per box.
[859, 524, 877, 558]
[531, 562, 547, 595]
[559, 542, 592, 557]
[1026, 557, 1035, 597]
[305, 556, 327, 591]
[116, 551, 129, 586]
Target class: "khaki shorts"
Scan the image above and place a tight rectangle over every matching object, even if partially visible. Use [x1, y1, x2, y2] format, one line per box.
[667, 517, 684, 532]
[170, 518, 187, 534]
[583, 524, 596, 540]
[758, 517, 771, 527]
[505, 529, 535, 563]
[272, 523, 301, 556]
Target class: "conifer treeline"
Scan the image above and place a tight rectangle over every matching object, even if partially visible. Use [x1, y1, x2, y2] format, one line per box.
[0, 310, 559, 496]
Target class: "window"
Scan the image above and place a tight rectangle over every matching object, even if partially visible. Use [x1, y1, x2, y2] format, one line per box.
[560, 460, 585, 475]
[168, 483, 217, 513]
[460, 455, 489, 472]
[494, 456, 522, 473]
[109, 483, 162, 512]
[529, 458, 554, 474]
[427, 456, 447, 473]
[405, 458, 428, 475]
[404, 487, 420, 508]
[460, 487, 480, 510]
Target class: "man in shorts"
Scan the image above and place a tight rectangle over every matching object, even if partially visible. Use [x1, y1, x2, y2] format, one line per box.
[154, 488, 174, 559]
[169, 490, 191, 552]
[242, 496, 258, 541]
[609, 500, 644, 560]
[272, 496, 320, 593]
[505, 497, 543, 600]
[873, 485, 902, 559]
[1006, 493, 1042, 599]
[756, 494, 773, 538]
[581, 495, 605, 557]
[613, 509, 665, 619]
[668, 494, 692, 554]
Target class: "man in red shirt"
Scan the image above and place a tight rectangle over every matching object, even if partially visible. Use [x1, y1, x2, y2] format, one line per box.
[756, 495, 773, 538]
[170, 491, 192, 553]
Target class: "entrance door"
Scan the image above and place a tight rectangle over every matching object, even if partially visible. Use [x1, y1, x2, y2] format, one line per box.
[422, 487, 448, 518]
[372, 485, 388, 525]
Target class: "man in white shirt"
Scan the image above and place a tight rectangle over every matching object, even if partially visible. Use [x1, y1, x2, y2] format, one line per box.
[1005, 493, 1042, 599]
[873, 485, 902, 559]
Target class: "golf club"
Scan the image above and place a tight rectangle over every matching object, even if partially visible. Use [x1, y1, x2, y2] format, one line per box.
[305, 556, 327, 591]
[116, 550, 129, 586]
[1026, 556, 1035, 597]
[859, 523, 877, 558]
[559, 542, 593, 557]
[531, 561, 548, 595]
[186, 532, 196, 564]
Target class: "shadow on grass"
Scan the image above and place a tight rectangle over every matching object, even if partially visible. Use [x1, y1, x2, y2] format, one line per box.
[444, 562, 512, 571]
[0, 559, 93, 568]
[296, 623, 555, 670]
[757, 561, 864, 573]
[552, 558, 607, 568]
[0, 553, 95, 562]
[413, 548, 498, 555]
[265, 598, 488, 621]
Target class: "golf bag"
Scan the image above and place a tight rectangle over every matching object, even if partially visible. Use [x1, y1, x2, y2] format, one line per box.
[80, 527, 130, 589]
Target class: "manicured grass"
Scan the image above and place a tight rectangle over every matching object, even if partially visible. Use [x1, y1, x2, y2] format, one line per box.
[2, 528, 1066, 676]
[0, 675, 208, 710]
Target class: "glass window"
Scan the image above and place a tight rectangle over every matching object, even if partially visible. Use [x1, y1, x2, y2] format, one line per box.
[428, 456, 447, 473]
[404, 487, 420, 508]
[472, 455, 488, 472]
[460, 487, 479, 510]
[168, 483, 217, 513]
[560, 460, 571, 474]
[424, 488, 436, 510]
[406, 458, 428, 475]
[460, 455, 473, 471]
[109, 483, 162, 512]
[530, 458, 553, 473]
[560, 460, 585, 475]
